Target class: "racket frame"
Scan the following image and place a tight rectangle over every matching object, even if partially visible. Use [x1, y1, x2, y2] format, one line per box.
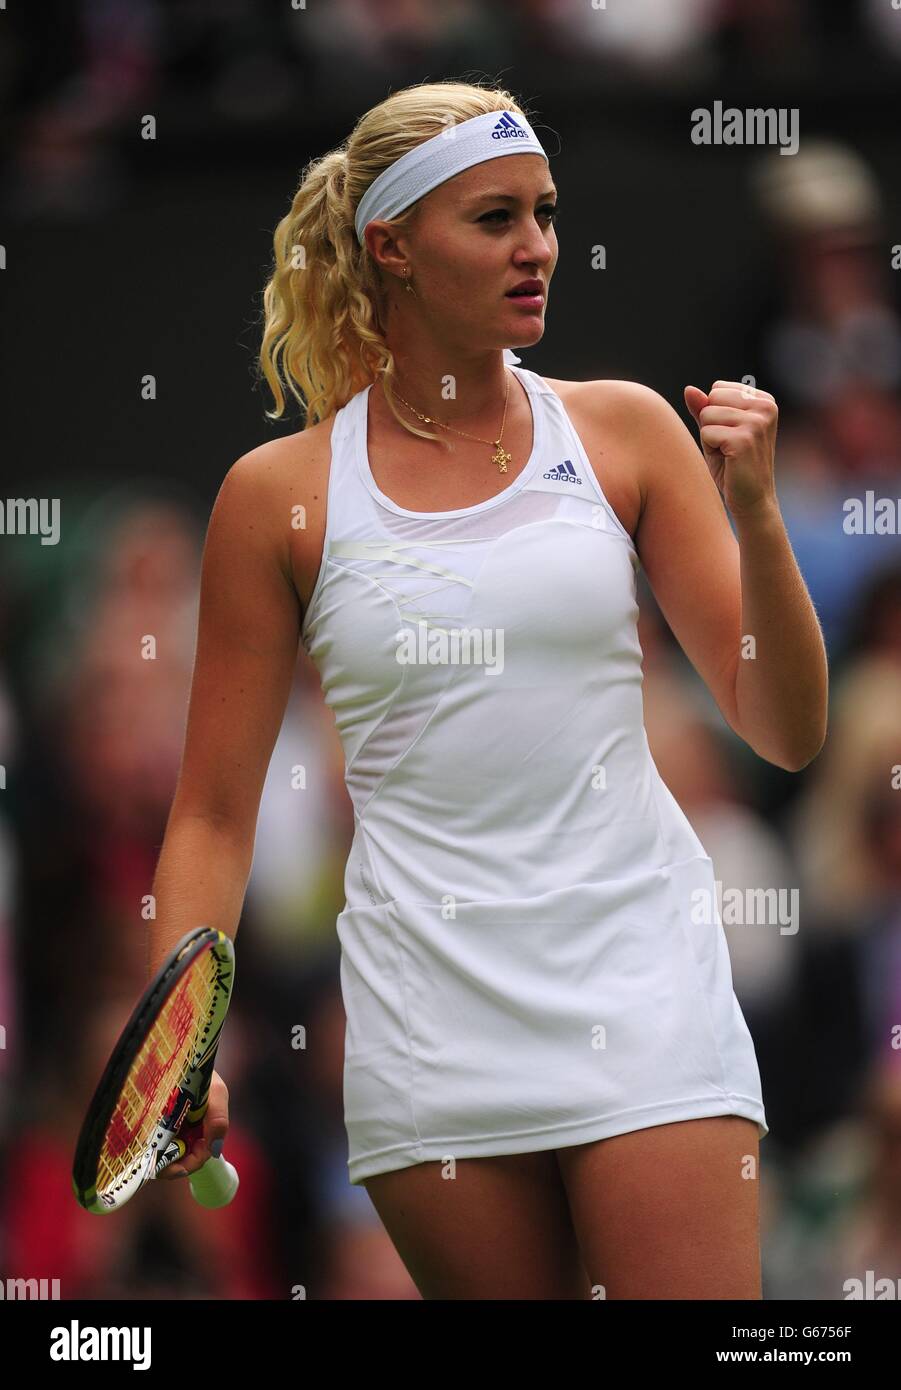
[72, 925, 235, 1214]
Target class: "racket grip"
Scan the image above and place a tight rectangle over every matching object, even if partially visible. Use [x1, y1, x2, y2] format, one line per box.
[189, 1149, 239, 1208]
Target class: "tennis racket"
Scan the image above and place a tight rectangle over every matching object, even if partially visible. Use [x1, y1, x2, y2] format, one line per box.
[72, 925, 239, 1214]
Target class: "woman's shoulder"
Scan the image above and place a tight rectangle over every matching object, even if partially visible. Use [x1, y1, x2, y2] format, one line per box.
[231, 414, 337, 502]
[540, 374, 670, 419]
[214, 419, 337, 610]
[242, 412, 336, 466]
[538, 374, 678, 463]
[539, 374, 681, 467]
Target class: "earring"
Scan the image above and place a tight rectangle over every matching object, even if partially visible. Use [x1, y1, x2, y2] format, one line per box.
[403, 266, 415, 295]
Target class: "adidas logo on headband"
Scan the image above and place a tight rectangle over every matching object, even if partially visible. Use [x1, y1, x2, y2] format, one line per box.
[492, 112, 529, 140]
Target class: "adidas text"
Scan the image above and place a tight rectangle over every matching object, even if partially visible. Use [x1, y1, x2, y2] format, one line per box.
[544, 461, 582, 484]
[492, 113, 528, 140]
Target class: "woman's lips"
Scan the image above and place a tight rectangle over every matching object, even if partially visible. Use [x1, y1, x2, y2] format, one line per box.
[506, 293, 544, 309]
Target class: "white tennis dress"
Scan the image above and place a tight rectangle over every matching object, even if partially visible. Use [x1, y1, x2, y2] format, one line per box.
[300, 364, 768, 1185]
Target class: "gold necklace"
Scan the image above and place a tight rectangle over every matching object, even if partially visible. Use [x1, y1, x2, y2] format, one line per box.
[390, 370, 513, 473]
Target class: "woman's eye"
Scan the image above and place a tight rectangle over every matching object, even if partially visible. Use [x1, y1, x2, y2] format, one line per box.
[479, 206, 560, 224]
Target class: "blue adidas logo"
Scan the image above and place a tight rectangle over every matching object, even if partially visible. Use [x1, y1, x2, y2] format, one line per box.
[543, 460, 582, 484]
[492, 112, 528, 141]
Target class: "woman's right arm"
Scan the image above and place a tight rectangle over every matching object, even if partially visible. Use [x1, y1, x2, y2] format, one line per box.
[148, 446, 305, 980]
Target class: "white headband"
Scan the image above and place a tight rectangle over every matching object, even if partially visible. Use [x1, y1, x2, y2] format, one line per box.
[353, 108, 549, 244]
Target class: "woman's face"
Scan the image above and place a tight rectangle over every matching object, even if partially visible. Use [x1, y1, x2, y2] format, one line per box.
[396, 152, 558, 356]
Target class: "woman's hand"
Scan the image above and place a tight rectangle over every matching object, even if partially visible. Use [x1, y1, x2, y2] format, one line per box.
[156, 1069, 230, 1182]
[684, 379, 779, 520]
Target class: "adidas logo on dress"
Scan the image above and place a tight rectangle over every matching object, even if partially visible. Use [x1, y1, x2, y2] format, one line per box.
[492, 112, 528, 140]
[543, 460, 582, 484]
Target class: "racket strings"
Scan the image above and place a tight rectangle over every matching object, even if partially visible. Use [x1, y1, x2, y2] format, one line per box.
[98, 953, 218, 1194]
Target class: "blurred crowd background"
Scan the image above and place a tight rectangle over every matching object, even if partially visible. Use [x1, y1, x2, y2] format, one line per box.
[1, 0, 900, 1300]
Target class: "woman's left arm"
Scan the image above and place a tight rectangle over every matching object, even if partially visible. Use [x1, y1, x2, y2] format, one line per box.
[684, 378, 828, 772]
[587, 377, 828, 772]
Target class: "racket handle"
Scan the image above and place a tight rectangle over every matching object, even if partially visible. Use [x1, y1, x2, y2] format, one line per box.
[189, 1148, 239, 1208]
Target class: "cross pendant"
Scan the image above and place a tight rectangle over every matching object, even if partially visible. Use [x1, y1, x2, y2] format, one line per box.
[491, 442, 512, 473]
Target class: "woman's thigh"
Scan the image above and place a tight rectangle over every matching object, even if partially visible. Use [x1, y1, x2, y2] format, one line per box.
[555, 1115, 762, 1300]
[362, 1149, 590, 1299]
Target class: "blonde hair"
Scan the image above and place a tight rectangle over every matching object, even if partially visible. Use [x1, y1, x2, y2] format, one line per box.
[258, 79, 535, 438]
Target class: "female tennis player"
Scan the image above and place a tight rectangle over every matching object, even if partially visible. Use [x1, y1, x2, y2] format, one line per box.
[149, 80, 828, 1299]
